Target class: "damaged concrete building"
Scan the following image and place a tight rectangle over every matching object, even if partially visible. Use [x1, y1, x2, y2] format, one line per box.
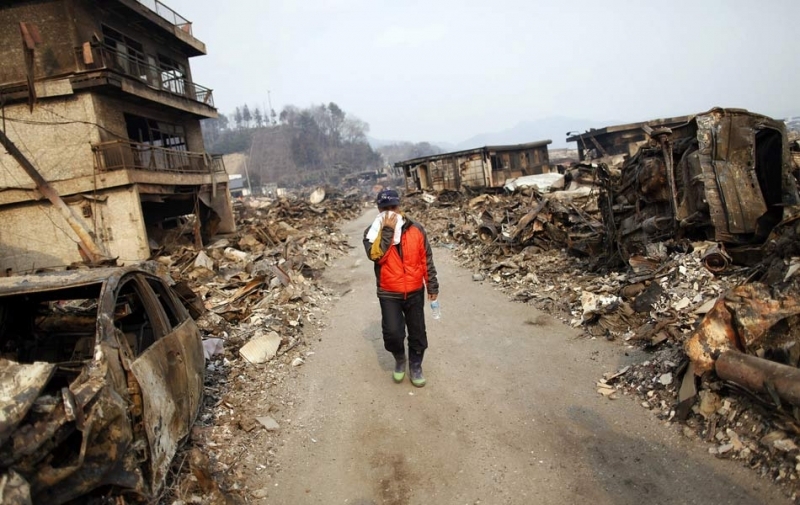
[0, 0, 234, 273]
[396, 141, 552, 192]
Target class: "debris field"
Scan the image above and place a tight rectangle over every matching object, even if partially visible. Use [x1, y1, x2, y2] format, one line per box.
[3, 107, 800, 504]
[399, 109, 800, 501]
[152, 189, 364, 503]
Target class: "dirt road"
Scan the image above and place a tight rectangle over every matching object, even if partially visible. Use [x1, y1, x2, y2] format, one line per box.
[252, 211, 788, 504]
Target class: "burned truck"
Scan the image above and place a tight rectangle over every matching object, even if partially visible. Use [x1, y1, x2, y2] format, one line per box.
[599, 108, 799, 266]
[0, 267, 204, 504]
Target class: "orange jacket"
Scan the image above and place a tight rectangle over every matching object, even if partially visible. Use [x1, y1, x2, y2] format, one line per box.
[363, 218, 438, 299]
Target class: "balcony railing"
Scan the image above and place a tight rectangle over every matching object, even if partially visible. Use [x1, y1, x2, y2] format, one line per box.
[94, 140, 226, 174]
[81, 44, 214, 107]
[135, 0, 193, 34]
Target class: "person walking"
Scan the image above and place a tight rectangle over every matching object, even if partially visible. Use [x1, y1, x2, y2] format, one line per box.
[363, 189, 439, 387]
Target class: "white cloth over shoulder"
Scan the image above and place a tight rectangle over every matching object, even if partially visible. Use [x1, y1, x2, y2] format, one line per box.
[366, 211, 404, 245]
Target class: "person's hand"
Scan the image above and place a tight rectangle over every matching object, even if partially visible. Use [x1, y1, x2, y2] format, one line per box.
[383, 212, 398, 230]
[428, 293, 438, 301]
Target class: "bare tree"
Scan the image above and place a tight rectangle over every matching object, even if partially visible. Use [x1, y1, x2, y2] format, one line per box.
[279, 105, 300, 127]
[242, 104, 252, 128]
[341, 116, 369, 143]
[233, 107, 243, 129]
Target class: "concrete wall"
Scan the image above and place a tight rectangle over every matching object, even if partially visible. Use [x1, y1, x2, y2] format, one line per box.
[0, 0, 76, 86]
[0, 94, 101, 187]
[96, 185, 150, 263]
[0, 185, 149, 273]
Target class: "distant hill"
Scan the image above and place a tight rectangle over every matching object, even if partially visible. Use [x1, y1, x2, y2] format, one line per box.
[455, 116, 622, 151]
[366, 136, 402, 149]
[368, 117, 617, 158]
[368, 136, 455, 152]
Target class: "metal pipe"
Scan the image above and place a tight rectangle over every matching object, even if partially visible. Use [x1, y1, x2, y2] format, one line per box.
[716, 351, 800, 408]
[656, 131, 680, 221]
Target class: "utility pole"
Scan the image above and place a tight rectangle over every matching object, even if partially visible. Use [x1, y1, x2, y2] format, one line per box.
[0, 128, 109, 263]
[244, 154, 253, 196]
[243, 139, 254, 196]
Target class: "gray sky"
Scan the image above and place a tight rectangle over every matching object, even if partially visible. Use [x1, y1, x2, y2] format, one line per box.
[169, 0, 800, 144]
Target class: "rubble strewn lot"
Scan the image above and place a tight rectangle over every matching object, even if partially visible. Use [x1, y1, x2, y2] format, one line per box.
[403, 110, 800, 501]
[153, 189, 364, 503]
[0, 188, 364, 504]
[3, 110, 799, 503]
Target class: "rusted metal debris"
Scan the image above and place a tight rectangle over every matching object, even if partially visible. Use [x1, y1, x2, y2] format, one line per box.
[716, 351, 800, 409]
[684, 274, 800, 413]
[0, 266, 204, 504]
[700, 243, 732, 274]
[685, 283, 800, 375]
[599, 108, 799, 267]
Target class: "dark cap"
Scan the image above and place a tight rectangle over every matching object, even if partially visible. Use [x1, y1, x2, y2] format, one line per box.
[376, 189, 400, 208]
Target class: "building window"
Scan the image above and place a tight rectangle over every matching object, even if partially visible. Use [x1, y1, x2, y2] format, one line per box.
[157, 54, 188, 96]
[124, 113, 187, 151]
[102, 26, 146, 80]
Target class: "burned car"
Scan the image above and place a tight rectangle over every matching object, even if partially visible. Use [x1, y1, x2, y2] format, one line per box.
[0, 266, 204, 503]
[599, 108, 799, 266]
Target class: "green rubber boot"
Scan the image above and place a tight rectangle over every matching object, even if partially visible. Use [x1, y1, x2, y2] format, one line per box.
[392, 353, 407, 383]
[409, 357, 426, 388]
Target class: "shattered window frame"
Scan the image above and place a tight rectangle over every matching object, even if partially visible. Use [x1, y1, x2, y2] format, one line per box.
[144, 277, 189, 330]
[111, 275, 172, 356]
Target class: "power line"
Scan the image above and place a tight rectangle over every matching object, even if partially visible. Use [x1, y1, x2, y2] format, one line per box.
[1, 121, 82, 244]
[1, 115, 128, 141]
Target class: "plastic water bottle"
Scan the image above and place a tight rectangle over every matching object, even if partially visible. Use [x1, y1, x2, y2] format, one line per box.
[430, 300, 441, 320]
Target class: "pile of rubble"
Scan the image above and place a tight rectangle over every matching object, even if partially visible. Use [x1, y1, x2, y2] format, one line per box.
[402, 131, 800, 499]
[153, 190, 365, 503]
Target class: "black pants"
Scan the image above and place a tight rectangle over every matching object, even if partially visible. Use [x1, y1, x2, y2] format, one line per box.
[379, 290, 427, 360]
